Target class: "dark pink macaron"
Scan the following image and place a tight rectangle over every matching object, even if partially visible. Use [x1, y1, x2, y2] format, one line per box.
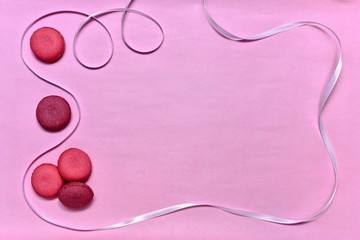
[30, 27, 65, 63]
[36, 95, 71, 132]
[58, 182, 94, 209]
[31, 163, 64, 199]
[58, 148, 92, 182]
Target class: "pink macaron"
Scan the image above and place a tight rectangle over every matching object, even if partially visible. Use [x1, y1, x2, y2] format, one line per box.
[31, 163, 64, 199]
[58, 148, 92, 182]
[58, 182, 94, 209]
[30, 27, 65, 63]
[36, 95, 72, 132]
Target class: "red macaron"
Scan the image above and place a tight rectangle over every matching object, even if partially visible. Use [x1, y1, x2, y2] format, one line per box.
[31, 163, 64, 199]
[58, 148, 92, 182]
[36, 95, 71, 132]
[30, 27, 65, 63]
[58, 182, 94, 209]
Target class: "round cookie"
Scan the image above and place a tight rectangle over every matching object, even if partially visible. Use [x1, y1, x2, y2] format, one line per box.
[31, 163, 64, 199]
[58, 182, 94, 209]
[30, 27, 65, 63]
[58, 148, 92, 182]
[36, 95, 71, 132]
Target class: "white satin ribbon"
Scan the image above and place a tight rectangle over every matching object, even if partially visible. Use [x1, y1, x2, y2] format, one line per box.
[21, 0, 342, 231]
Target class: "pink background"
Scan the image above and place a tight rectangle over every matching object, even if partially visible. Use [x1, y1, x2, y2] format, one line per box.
[0, 0, 359, 239]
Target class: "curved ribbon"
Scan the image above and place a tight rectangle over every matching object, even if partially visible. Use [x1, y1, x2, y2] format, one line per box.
[73, 5, 164, 69]
[22, 0, 342, 232]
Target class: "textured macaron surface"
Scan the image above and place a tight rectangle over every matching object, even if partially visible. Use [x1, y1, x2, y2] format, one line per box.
[30, 27, 65, 63]
[36, 95, 71, 132]
[31, 163, 64, 199]
[58, 148, 92, 182]
[58, 182, 94, 209]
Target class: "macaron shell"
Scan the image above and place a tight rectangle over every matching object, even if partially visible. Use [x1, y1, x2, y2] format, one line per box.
[30, 27, 65, 63]
[36, 95, 71, 132]
[31, 163, 64, 199]
[58, 182, 94, 209]
[58, 148, 92, 182]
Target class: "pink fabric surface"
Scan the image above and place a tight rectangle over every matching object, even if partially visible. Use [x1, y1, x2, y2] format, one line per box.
[0, 0, 358, 239]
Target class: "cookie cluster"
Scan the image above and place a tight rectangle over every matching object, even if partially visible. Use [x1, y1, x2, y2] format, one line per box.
[31, 148, 94, 209]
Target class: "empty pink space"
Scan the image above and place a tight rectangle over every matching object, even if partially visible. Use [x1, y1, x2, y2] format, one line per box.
[0, 0, 359, 239]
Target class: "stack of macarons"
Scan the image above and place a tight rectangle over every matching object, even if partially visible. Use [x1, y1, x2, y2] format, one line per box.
[31, 148, 94, 209]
